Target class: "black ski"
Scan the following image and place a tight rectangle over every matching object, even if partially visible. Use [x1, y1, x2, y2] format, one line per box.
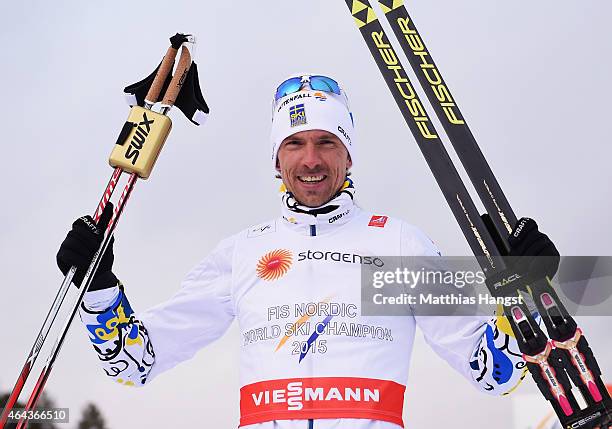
[344, 0, 612, 427]
[375, 2, 611, 426]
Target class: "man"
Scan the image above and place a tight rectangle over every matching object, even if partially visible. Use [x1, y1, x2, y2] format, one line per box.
[57, 74, 559, 428]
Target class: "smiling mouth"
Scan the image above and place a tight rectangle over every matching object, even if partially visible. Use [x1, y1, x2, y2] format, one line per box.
[298, 175, 326, 183]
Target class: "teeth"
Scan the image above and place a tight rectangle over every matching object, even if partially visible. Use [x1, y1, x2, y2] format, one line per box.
[299, 175, 325, 183]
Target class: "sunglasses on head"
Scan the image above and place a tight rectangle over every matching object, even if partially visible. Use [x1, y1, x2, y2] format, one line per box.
[274, 75, 342, 102]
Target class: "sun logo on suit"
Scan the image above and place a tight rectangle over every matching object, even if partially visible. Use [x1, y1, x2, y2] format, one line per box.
[256, 249, 293, 281]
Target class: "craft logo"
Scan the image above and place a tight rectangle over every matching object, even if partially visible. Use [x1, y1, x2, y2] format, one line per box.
[512, 218, 529, 238]
[290, 104, 307, 127]
[125, 112, 155, 165]
[337, 126, 352, 146]
[328, 209, 350, 224]
[79, 216, 99, 234]
[257, 249, 293, 281]
[314, 91, 327, 102]
[368, 215, 388, 228]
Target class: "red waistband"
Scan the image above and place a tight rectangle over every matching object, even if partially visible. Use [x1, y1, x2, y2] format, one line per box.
[239, 376, 405, 427]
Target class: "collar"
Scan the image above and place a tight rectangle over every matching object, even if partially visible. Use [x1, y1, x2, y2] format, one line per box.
[279, 178, 357, 236]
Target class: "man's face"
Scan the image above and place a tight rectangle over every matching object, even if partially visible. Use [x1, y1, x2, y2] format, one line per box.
[277, 129, 352, 207]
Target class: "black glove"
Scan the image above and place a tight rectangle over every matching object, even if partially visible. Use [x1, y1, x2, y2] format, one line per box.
[56, 203, 118, 291]
[507, 217, 560, 283]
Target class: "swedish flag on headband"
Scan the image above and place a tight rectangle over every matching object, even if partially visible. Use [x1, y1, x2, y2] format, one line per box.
[289, 103, 307, 127]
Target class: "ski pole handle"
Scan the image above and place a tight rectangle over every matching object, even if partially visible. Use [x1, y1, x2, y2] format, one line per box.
[145, 33, 194, 107]
[161, 46, 192, 108]
[144, 48, 177, 106]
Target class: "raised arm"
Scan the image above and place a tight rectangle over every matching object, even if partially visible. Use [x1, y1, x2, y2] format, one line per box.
[57, 207, 236, 386]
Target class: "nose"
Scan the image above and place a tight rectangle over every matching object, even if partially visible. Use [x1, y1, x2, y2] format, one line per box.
[301, 141, 322, 170]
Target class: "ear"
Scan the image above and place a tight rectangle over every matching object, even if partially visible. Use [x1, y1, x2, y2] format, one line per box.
[346, 154, 352, 170]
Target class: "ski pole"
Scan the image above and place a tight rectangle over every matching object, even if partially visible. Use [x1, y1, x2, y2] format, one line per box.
[2, 32, 204, 428]
[0, 33, 195, 425]
[0, 31, 197, 422]
[0, 167, 122, 428]
[344, 1, 611, 427]
[14, 172, 138, 429]
[372, 0, 611, 424]
[14, 44, 193, 429]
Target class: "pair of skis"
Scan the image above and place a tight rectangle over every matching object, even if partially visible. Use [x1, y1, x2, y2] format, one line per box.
[0, 33, 208, 429]
[345, 0, 611, 427]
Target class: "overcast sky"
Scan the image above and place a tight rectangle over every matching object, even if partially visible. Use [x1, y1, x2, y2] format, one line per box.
[1, 1, 610, 428]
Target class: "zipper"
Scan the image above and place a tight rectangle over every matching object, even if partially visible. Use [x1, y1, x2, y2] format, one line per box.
[309, 219, 315, 429]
